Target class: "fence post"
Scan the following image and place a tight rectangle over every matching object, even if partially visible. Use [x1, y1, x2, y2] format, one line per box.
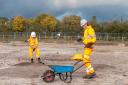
[12, 32, 16, 45]
[27, 32, 29, 39]
[3, 34, 5, 41]
[38, 32, 41, 41]
[122, 33, 124, 41]
[106, 33, 109, 41]
[13, 32, 16, 40]
[44, 32, 47, 39]
[51, 32, 53, 39]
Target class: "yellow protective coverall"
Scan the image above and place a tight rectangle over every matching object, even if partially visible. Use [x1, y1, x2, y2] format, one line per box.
[28, 36, 40, 59]
[82, 25, 96, 75]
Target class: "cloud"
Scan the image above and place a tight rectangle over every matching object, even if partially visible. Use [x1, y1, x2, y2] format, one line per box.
[56, 12, 83, 20]
[49, 0, 128, 9]
[0, 0, 128, 21]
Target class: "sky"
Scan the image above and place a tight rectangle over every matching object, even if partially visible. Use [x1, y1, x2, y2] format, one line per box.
[0, 0, 128, 21]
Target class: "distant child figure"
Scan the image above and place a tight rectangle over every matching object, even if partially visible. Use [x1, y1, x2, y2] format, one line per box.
[27, 32, 43, 63]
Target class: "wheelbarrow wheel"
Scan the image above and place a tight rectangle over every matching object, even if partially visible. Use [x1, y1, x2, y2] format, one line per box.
[42, 70, 55, 83]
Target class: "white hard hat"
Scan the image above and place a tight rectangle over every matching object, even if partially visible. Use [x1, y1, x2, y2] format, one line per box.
[31, 32, 36, 37]
[80, 19, 88, 27]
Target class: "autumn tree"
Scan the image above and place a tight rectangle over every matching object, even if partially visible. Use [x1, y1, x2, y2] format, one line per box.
[61, 15, 81, 32]
[0, 17, 9, 32]
[12, 16, 25, 32]
[35, 14, 58, 32]
[24, 18, 36, 32]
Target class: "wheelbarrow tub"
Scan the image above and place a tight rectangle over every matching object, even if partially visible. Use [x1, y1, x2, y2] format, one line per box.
[49, 65, 74, 73]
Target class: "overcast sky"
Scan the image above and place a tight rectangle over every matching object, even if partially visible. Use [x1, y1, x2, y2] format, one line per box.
[0, 0, 128, 21]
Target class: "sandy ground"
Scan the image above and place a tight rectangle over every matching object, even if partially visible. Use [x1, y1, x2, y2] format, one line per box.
[0, 41, 128, 85]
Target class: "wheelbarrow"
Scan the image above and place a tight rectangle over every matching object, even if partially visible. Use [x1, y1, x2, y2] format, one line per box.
[41, 60, 85, 83]
[41, 54, 87, 83]
[41, 53, 88, 83]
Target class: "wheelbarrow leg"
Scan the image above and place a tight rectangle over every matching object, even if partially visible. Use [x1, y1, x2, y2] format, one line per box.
[58, 72, 72, 83]
[64, 72, 72, 83]
[59, 73, 68, 81]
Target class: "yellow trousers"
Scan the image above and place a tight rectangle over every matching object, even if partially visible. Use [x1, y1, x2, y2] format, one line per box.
[83, 47, 95, 75]
[29, 47, 40, 59]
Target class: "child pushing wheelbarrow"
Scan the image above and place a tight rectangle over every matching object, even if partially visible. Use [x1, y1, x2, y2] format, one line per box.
[41, 18, 97, 83]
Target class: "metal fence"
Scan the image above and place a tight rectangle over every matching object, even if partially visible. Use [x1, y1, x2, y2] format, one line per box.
[0, 32, 128, 42]
[96, 33, 128, 41]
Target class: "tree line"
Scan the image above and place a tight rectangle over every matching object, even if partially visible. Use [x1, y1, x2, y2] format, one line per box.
[0, 13, 128, 33]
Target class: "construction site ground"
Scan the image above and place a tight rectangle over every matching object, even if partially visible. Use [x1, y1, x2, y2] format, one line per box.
[0, 41, 128, 85]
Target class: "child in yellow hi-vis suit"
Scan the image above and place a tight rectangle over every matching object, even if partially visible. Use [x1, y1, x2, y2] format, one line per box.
[81, 19, 96, 79]
[27, 32, 42, 63]
[73, 19, 96, 79]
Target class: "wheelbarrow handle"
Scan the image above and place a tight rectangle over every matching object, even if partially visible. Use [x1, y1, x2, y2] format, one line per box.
[73, 62, 90, 73]
[73, 63, 85, 73]
[73, 60, 82, 66]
